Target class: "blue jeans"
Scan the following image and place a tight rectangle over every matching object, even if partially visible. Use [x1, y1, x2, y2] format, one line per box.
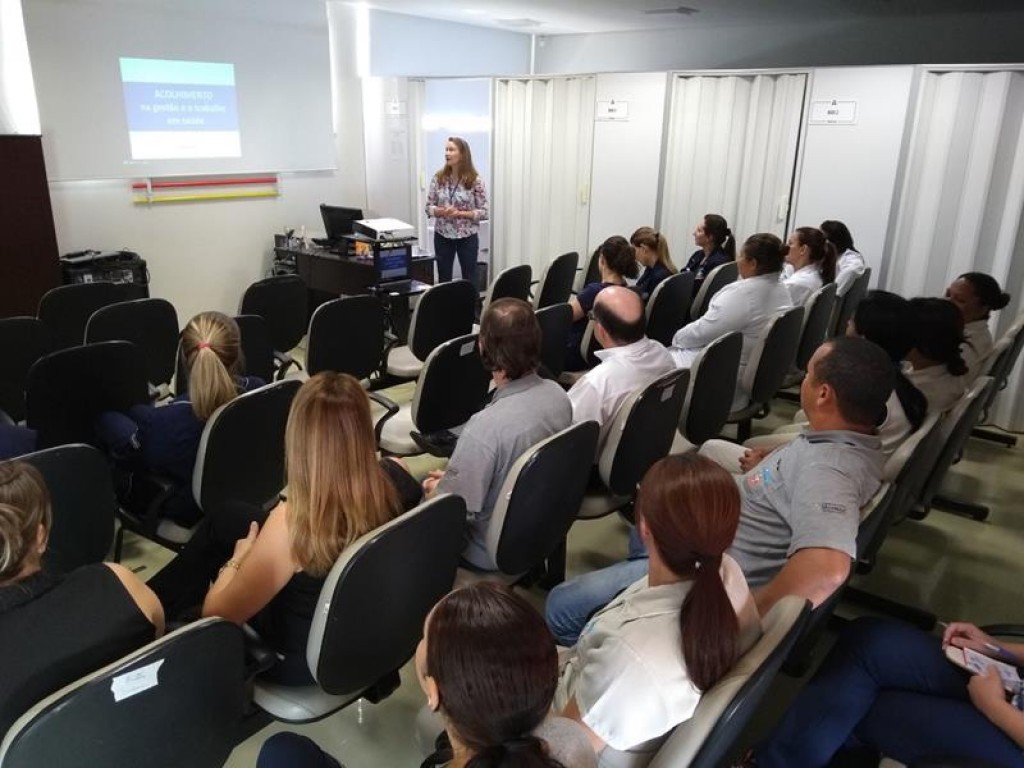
[257, 733, 341, 768]
[756, 617, 1024, 767]
[434, 232, 478, 286]
[545, 556, 649, 647]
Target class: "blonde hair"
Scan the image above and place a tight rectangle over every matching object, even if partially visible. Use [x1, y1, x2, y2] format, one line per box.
[285, 373, 401, 577]
[181, 312, 243, 421]
[0, 462, 52, 581]
[631, 226, 677, 274]
[434, 136, 479, 189]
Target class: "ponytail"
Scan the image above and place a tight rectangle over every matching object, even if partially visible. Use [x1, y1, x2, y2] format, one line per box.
[466, 735, 563, 768]
[679, 553, 740, 692]
[795, 226, 837, 285]
[703, 214, 735, 260]
[630, 227, 678, 274]
[181, 312, 243, 421]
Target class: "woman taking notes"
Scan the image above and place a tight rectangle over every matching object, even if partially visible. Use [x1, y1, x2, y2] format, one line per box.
[426, 137, 489, 287]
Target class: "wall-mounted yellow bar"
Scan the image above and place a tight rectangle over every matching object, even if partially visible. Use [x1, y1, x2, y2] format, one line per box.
[133, 189, 280, 205]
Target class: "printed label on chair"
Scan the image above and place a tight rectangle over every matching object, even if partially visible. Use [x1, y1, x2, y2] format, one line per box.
[660, 385, 675, 402]
[110, 659, 165, 702]
[460, 341, 475, 356]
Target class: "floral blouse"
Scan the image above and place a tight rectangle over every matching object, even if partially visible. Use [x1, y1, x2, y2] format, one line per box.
[426, 173, 489, 240]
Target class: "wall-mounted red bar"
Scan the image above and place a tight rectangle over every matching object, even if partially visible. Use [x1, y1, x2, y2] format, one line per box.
[131, 176, 278, 190]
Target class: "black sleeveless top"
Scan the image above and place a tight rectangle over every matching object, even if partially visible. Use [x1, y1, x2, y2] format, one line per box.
[0, 564, 156, 734]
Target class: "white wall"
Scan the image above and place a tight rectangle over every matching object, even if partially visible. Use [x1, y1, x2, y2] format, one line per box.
[791, 66, 916, 285]
[535, 12, 1024, 74]
[586, 73, 667, 253]
[362, 76, 415, 224]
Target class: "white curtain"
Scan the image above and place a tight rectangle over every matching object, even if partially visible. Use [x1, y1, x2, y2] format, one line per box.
[658, 73, 807, 251]
[492, 76, 596, 274]
[0, 0, 40, 134]
[407, 78, 429, 249]
[884, 69, 1024, 430]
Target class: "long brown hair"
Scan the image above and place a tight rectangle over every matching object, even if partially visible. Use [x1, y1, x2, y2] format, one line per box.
[703, 214, 736, 260]
[793, 226, 838, 285]
[426, 583, 564, 768]
[631, 226, 678, 274]
[181, 311, 243, 421]
[435, 136, 479, 189]
[637, 454, 741, 692]
[285, 373, 400, 577]
[0, 462, 51, 582]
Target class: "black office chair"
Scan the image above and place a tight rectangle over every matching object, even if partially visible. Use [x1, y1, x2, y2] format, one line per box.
[578, 369, 690, 521]
[482, 264, 533, 312]
[675, 331, 743, 447]
[174, 314, 276, 396]
[645, 271, 695, 346]
[533, 252, 579, 310]
[780, 282, 837, 390]
[972, 313, 1024, 447]
[726, 306, 804, 441]
[0, 619, 246, 768]
[573, 248, 601, 294]
[0, 317, 54, 422]
[85, 298, 180, 397]
[25, 341, 150, 450]
[10, 444, 116, 574]
[384, 279, 477, 381]
[37, 282, 140, 350]
[253, 494, 466, 723]
[689, 260, 738, 320]
[536, 303, 573, 379]
[193, 379, 301, 541]
[239, 275, 308, 379]
[379, 333, 491, 456]
[831, 267, 871, 337]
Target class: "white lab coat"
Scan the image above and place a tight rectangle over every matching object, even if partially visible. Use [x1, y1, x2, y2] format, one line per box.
[784, 264, 824, 307]
[835, 248, 867, 296]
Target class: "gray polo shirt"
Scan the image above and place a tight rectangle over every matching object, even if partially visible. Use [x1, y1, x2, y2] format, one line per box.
[727, 430, 884, 588]
[438, 372, 572, 570]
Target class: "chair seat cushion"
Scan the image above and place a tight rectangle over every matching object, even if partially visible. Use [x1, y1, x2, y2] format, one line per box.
[386, 346, 424, 379]
[254, 680, 359, 723]
[377, 404, 419, 455]
[578, 488, 631, 520]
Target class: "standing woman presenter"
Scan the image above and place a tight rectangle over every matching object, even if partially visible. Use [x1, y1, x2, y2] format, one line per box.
[426, 137, 489, 287]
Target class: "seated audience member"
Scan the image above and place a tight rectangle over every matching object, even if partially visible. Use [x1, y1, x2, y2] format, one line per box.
[630, 226, 677, 300]
[0, 461, 163, 734]
[566, 237, 639, 371]
[96, 311, 264, 535]
[820, 219, 866, 295]
[425, 299, 571, 571]
[682, 213, 735, 292]
[906, 297, 968, 413]
[555, 454, 761, 754]
[259, 582, 595, 768]
[946, 271, 1012, 381]
[567, 286, 675, 454]
[546, 336, 892, 646]
[755, 290, 927, 456]
[199, 373, 421, 685]
[750, 618, 1024, 767]
[0, 422, 37, 461]
[782, 226, 837, 307]
[668, 233, 793, 410]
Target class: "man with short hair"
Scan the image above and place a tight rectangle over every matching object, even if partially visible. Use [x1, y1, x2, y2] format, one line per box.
[568, 286, 675, 454]
[424, 298, 571, 571]
[545, 335, 894, 646]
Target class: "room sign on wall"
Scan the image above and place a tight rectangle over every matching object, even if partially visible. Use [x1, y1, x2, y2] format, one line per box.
[596, 100, 629, 121]
[809, 99, 857, 125]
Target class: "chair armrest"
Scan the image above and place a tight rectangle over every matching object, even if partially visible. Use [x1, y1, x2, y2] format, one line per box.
[241, 624, 280, 681]
[368, 390, 400, 445]
[118, 471, 177, 536]
[272, 350, 302, 380]
[981, 624, 1024, 639]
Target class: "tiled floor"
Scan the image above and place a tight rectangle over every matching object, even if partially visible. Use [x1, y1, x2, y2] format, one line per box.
[120, 384, 1024, 767]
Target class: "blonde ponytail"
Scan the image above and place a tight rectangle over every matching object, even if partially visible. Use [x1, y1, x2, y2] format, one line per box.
[181, 312, 243, 421]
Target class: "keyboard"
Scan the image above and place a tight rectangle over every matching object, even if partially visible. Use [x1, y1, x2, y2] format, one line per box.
[378, 279, 413, 293]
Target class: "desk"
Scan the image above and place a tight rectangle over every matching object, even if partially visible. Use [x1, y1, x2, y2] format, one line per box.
[277, 245, 435, 296]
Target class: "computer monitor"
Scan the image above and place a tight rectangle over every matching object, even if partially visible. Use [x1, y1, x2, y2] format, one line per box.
[375, 243, 412, 283]
[319, 204, 363, 243]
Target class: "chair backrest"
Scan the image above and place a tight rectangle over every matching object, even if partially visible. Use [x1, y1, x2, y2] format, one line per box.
[678, 332, 743, 445]
[25, 341, 150, 449]
[408, 279, 477, 362]
[645, 272, 695, 346]
[534, 252, 579, 310]
[0, 618, 245, 768]
[308, 494, 466, 694]
[647, 596, 811, 768]
[578, 319, 602, 369]
[9, 444, 117, 574]
[794, 283, 837, 373]
[573, 248, 601, 293]
[831, 267, 871, 336]
[741, 306, 804, 404]
[690, 260, 738, 320]
[0, 317, 54, 422]
[233, 314, 276, 384]
[598, 368, 690, 494]
[410, 333, 491, 435]
[918, 376, 993, 510]
[239, 275, 308, 354]
[982, 318, 1024, 412]
[192, 379, 301, 523]
[486, 421, 599, 576]
[306, 296, 386, 380]
[85, 298, 180, 388]
[37, 282, 141, 350]
[536, 303, 573, 379]
[483, 264, 533, 311]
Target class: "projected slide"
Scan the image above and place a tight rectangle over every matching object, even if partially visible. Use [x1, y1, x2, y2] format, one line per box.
[120, 57, 241, 160]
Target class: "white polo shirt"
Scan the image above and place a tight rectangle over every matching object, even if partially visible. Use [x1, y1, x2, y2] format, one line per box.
[783, 264, 823, 308]
[962, 319, 994, 383]
[905, 362, 966, 414]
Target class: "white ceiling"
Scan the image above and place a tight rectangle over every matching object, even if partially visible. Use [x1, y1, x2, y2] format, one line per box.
[359, 0, 1023, 35]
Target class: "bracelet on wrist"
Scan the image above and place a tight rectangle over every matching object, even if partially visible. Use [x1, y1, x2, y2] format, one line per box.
[218, 559, 241, 576]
